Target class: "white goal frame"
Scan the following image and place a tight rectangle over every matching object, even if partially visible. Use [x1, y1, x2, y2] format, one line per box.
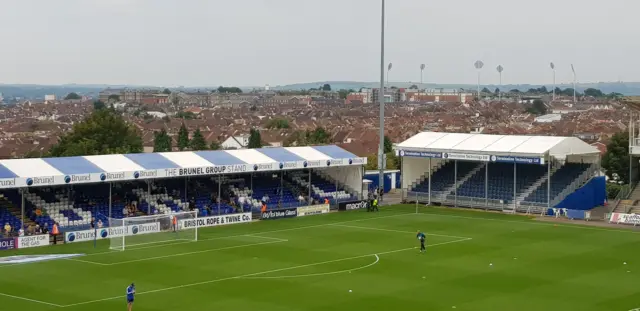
[108, 211, 199, 251]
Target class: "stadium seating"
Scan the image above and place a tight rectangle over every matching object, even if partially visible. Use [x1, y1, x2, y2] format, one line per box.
[409, 161, 591, 207]
[0, 194, 22, 232]
[288, 171, 353, 203]
[411, 161, 479, 193]
[524, 163, 591, 204]
[455, 163, 547, 203]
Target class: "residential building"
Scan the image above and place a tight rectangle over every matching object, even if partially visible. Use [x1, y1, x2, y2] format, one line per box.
[221, 135, 249, 149]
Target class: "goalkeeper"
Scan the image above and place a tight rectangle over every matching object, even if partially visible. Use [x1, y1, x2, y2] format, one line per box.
[416, 230, 426, 253]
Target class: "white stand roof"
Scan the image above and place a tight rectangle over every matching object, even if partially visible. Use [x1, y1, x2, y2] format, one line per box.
[396, 132, 599, 159]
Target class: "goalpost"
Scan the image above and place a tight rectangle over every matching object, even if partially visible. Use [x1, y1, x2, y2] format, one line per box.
[108, 211, 198, 251]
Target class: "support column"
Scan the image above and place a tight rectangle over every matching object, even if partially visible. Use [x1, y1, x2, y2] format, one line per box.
[513, 162, 517, 212]
[20, 189, 24, 231]
[308, 169, 312, 206]
[428, 158, 432, 205]
[281, 172, 285, 206]
[454, 160, 458, 207]
[360, 165, 364, 201]
[218, 174, 222, 215]
[184, 177, 188, 203]
[547, 157, 551, 211]
[147, 180, 151, 215]
[108, 182, 112, 221]
[485, 162, 489, 208]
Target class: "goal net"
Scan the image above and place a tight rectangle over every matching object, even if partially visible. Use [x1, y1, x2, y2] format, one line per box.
[108, 211, 198, 251]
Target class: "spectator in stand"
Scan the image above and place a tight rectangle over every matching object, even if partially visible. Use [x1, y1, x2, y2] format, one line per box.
[97, 219, 104, 228]
[122, 206, 128, 218]
[18, 227, 24, 237]
[298, 195, 305, 204]
[35, 224, 42, 235]
[35, 208, 42, 217]
[3, 223, 11, 237]
[27, 224, 35, 236]
[90, 217, 96, 229]
[262, 194, 269, 203]
[41, 223, 49, 235]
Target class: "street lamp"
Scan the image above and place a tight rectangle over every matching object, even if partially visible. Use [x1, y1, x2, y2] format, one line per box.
[420, 64, 426, 87]
[571, 64, 577, 105]
[550, 62, 556, 101]
[474, 60, 484, 100]
[496, 65, 504, 102]
[377, 0, 385, 198]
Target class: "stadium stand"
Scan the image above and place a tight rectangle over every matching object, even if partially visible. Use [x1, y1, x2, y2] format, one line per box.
[397, 132, 604, 212]
[0, 146, 365, 232]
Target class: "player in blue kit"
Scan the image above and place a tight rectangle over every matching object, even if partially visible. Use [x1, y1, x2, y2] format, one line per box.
[126, 283, 135, 311]
[416, 230, 426, 253]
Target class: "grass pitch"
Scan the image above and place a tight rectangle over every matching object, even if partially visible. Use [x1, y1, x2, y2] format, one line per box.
[1, 205, 640, 311]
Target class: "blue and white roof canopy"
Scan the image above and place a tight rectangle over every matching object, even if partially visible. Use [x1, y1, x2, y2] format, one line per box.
[0, 146, 366, 189]
[395, 132, 599, 164]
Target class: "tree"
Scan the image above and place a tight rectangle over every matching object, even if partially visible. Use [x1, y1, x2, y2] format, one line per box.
[250, 105, 258, 111]
[48, 108, 142, 157]
[494, 88, 500, 95]
[107, 94, 120, 102]
[162, 88, 171, 95]
[481, 87, 491, 94]
[217, 86, 242, 94]
[266, 119, 289, 129]
[338, 89, 350, 99]
[584, 88, 604, 98]
[510, 89, 521, 93]
[209, 141, 221, 150]
[322, 84, 332, 91]
[306, 127, 330, 145]
[409, 85, 418, 89]
[248, 129, 262, 149]
[189, 129, 207, 151]
[383, 136, 393, 154]
[602, 131, 630, 183]
[526, 99, 547, 115]
[153, 129, 172, 152]
[364, 153, 398, 170]
[93, 100, 106, 111]
[177, 123, 190, 151]
[64, 92, 81, 100]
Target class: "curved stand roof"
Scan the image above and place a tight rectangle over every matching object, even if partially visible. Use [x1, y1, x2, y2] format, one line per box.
[0, 146, 366, 189]
[396, 132, 599, 162]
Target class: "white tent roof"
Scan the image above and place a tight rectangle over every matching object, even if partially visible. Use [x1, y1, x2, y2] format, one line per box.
[396, 132, 599, 158]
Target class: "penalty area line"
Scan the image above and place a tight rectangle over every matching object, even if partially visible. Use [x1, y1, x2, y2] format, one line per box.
[59, 237, 472, 308]
[0, 291, 63, 307]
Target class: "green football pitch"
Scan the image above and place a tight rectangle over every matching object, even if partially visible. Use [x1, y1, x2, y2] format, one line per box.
[1, 205, 640, 311]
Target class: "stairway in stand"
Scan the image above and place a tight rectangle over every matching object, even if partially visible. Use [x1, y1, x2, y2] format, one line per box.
[0, 194, 36, 228]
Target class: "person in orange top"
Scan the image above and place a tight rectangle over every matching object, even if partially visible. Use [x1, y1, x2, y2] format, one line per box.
[172, 214, 178, 232]
[51, 222, 59, 244]
[324, 198, 329, 205]
[261, 203, 267, 213]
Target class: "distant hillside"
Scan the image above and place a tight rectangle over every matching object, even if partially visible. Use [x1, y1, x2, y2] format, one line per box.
[272, 81, 640, 95]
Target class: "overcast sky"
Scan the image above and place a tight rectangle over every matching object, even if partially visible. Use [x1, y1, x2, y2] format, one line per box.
[1, 0, 638, 87]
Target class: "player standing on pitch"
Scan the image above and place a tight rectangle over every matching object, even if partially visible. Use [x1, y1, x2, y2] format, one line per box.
[416, 230, 426, 253]
[126, 283, 135, 311]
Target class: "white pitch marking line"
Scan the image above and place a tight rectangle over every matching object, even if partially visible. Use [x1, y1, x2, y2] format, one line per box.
[81, 239, 289, 266]
[73, 212, 417, 258]
[60, 238, 472, 308]
[330, 224, 472, 240]
[243, 254, 380, 280]
[64, 258, 111, 266]
[0, 291, 63, 307]
[411, 211, 640, 234]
